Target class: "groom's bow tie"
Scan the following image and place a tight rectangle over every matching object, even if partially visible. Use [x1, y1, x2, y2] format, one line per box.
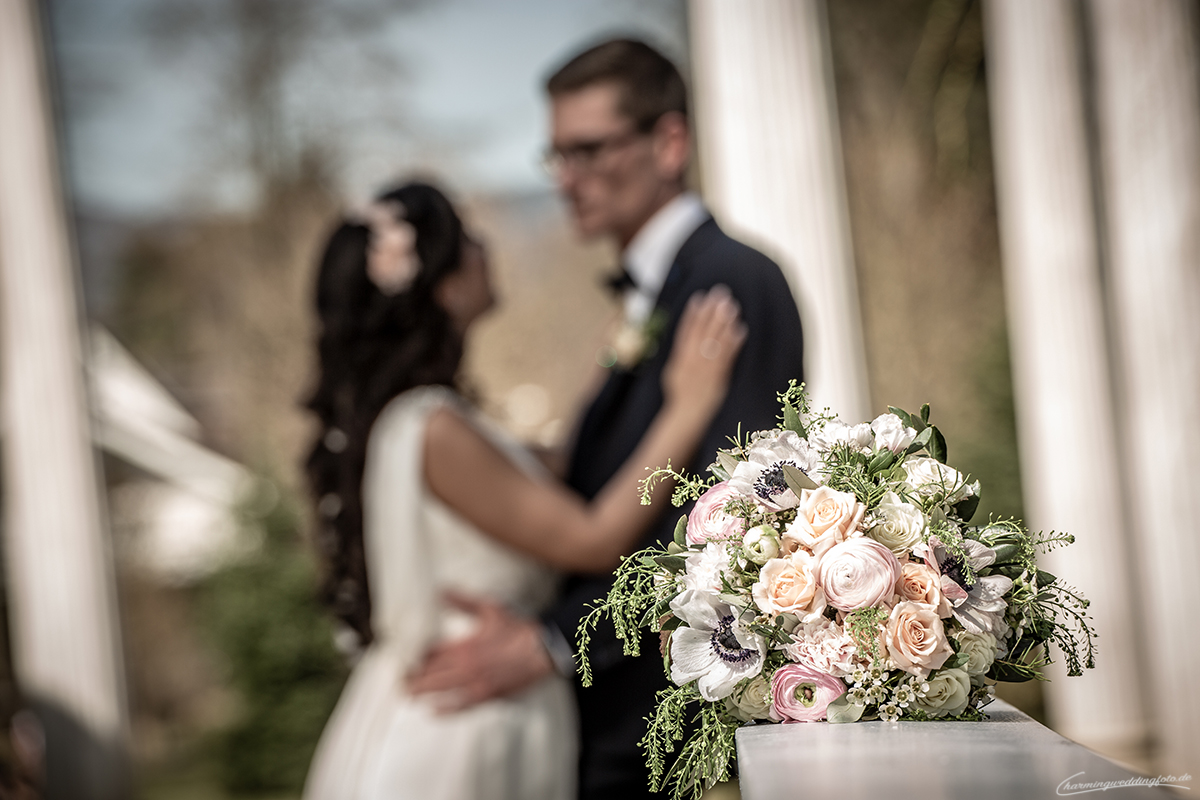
[602, 264, 637, 297]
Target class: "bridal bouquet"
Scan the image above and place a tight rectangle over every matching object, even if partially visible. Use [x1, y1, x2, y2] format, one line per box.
[577, 382, 1095, 800]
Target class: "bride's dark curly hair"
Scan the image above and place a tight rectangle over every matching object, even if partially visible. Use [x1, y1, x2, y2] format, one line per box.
[305, 182, 465, 646]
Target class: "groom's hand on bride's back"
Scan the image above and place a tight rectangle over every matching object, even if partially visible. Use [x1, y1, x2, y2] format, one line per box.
[405, 592, 554, 712]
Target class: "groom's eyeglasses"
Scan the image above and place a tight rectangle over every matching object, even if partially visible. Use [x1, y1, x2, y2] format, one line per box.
[541, 129, 646, 177]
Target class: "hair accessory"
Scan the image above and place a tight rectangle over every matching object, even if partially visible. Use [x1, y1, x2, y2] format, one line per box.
[359, 200, 422, 296]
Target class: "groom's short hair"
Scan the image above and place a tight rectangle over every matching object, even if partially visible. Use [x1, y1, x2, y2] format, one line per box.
[546, 38, 688, 132]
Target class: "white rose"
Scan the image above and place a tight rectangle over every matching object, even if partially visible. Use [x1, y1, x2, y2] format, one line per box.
[870, 413, 917, 453]
[725, 674, 774, 722]
[917, 668, 971, 717]
[867, 491, 926, 556]
[902, 457, 977, 505]
[954, 631, 999, 677]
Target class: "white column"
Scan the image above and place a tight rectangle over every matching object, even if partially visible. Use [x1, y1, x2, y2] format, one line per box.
[982, 0, 1147, 759]
[0, 0, 128, 766]
[689, 0, 869, 422]
[1087, 0, 1200, 776]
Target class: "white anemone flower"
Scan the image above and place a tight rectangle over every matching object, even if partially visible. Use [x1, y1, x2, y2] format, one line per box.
[933, 538, 1013, 636]
[727, 430, 822, 510]
[669, 590, 766, 701]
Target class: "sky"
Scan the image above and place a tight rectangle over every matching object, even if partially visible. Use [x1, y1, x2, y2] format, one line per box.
[47, 0, 689, 217]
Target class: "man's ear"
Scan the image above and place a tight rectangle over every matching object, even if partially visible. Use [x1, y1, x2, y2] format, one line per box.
[651, 111, 691, 185]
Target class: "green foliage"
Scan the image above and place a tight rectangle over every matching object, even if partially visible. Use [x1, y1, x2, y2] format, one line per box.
[198, 486, 348, 795]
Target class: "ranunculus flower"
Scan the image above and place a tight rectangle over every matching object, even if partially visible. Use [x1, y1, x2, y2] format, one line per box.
[817, 538, 902, 612]
[743, 525, 781, 565]
[898, 562, 952, 618]
[727, 430, 821, 511]
[784, 618, 858, 678]
[686, 482, 744, 545]
[916, 668, 971, 717]
[866, 491, 926, 557]
[902, 457, 978, 505]
[725, 675, 774, 722]
[954, 630, 999, 677]
[870, 413, 917, 453]
[751, 551, 824, 620]
[680, 542, 734, 593]
[669, 591, 765, 701]
[771, 663, 846, 723]
[784, 486, 866, 557]
[884, 601, 954, 677]
[809, 419, 874, 453]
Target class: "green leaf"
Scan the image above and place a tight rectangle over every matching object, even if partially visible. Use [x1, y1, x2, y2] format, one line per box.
[653, 555, 688, 573]
[927, 425, 948, 463]
[867, 448, 897, 473]
[1036, 570, 1057, 588]
[826, 694, 865, 723]
[673, 515, 689, 548]
[906, 426, 933, 456]
[888, 406, 915, 429]
[989, 542, 1023, 565]
[781, 462, 818, 494]
[717, 450, 742, 475]
[782, 400, 805, 436]
[945, 651, 970, 670]
[920, 403, 931, 424]
[954, 494, 981, 524]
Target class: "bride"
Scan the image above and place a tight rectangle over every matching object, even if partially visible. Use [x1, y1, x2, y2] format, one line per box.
[301, 182, 743, 800]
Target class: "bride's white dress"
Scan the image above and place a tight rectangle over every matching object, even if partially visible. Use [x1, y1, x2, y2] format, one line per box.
[304, 386, 577, 800]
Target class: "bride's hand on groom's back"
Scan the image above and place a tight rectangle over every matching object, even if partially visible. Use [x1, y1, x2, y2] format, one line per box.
[405, 592, 553, 712]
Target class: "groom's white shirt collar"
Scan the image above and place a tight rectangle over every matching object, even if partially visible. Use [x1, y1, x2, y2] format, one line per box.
[621, 191, 709, 325]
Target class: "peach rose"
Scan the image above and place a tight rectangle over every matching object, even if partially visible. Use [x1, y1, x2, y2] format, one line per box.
[884, 600, 954, 677]
[784, 486, 867, 557]
[752, 551, 824, 620]
[686, 482, 744, 545]
[817, 538, 902, 612]
[898, 562, 953, 618]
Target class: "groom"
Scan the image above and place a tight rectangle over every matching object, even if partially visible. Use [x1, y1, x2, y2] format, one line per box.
[409, 39, 805, 798]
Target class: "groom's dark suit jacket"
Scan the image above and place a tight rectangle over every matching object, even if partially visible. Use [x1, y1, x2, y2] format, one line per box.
[552, 217, 805, 799]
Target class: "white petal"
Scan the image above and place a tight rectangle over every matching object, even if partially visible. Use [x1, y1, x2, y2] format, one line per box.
[670, 628, 718, 685]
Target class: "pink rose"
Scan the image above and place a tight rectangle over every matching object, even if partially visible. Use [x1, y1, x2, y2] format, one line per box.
[751, 551, 824, 620]
[770, 663, 846, 723]
[884, 600, 954, 677]
[817, 538, 902, 612]
[898, 562, 953, 618]
[784, 486, 866, 557]
[686, 482, 744, 545]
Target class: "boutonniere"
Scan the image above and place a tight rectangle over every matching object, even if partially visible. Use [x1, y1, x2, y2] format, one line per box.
[598, 308, 669, 371]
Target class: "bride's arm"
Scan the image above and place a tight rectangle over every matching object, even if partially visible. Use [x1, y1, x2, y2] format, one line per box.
[423, 288, 745, 573]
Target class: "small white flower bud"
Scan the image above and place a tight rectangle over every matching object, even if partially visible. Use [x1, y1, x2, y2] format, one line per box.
[743, 524, 781, 564]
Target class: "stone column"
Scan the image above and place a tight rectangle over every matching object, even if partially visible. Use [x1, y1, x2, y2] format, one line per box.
[1087, 0, 1200, 776]
[981, 0, 1147, 761]
[0, 1, 129, 794]
[689, 0, 870, 422]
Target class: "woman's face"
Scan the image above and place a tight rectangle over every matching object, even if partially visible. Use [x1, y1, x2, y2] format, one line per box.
[434, 235, 496, 334]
